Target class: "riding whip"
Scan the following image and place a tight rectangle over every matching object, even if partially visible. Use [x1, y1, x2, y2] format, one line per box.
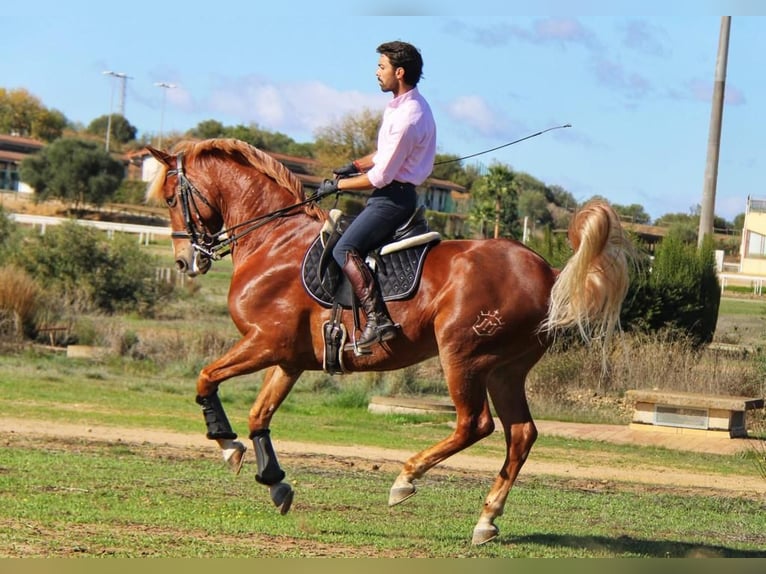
[434, 123, 572, 165]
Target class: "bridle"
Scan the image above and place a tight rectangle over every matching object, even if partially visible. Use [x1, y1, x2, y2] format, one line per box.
[165, 152, 327, 261]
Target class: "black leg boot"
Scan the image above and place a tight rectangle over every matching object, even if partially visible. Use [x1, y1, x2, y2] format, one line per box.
[342, 251, 398, 349]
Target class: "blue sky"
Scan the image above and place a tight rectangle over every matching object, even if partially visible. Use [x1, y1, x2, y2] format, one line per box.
[4, 2, 765, 222]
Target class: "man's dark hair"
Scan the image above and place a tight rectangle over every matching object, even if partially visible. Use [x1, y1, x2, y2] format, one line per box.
[377, 41, 424, 87]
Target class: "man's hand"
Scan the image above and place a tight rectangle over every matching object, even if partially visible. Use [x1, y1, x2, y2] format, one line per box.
[314, 179, 340, 199]
[332, 162, 359, 178]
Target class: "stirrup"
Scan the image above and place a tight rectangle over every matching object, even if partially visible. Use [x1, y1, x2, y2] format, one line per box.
[354, 320, 398, 353]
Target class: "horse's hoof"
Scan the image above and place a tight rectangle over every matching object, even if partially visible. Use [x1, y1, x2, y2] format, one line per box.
[223, 441, 247, 475]
[471, 524, 499, 545]
[388, 483, 416, 506]
[269, 482, 294, 515]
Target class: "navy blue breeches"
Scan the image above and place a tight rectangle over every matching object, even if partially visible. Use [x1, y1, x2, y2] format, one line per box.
[332, 182, 417, 267]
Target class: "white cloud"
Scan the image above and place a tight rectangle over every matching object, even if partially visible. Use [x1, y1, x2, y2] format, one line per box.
[205, 77, 387, 136]
[444, 95, 515, 139]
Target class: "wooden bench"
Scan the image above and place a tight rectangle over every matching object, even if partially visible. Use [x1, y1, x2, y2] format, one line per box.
[368, 395, 456, 416]
[37, 325, 70, 346]
[626, 389, 764, 438]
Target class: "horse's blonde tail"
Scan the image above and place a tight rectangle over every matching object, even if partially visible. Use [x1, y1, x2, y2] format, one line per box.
[540, 200, 633, 346]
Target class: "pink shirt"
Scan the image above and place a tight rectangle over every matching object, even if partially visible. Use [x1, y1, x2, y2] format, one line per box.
[367, 87, 436, 189]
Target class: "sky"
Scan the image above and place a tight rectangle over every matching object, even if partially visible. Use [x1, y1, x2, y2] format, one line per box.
[4, 2, 765, 223]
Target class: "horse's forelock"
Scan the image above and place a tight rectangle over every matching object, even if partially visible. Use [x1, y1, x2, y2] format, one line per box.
[146, 161, 169, 205]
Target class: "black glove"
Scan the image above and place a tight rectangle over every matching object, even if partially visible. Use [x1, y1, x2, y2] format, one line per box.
[314, 179, 339, 199]
[332, 162, 359, 178]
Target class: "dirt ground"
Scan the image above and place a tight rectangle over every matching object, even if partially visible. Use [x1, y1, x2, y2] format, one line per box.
[2, 416, 764, 499]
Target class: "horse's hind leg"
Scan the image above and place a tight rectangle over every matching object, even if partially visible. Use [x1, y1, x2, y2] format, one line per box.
[388, 362, 496, 505]
[471, 372, 537, 545]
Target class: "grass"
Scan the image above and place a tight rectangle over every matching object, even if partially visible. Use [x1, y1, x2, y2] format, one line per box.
[1, 350, 764, 482]
[1, 434, 764, 558]
[2, 235, 766, 556]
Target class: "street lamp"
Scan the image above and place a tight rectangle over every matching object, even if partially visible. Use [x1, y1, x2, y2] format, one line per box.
[154, 82, 176, 149]
[103, 70, 132, 152]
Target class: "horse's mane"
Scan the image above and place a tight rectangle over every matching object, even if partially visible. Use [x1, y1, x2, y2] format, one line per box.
[147, 138, 325, 221]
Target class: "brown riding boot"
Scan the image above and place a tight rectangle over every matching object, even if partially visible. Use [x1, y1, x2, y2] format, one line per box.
[342, 251, 398, 349]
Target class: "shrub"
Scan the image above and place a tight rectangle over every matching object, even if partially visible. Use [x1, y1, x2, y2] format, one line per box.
[11, 221, 173, 315]
[621, 232, 720, 346]
[526, 224, 572, 268]
[0, 206, 20, 267]
[0, 265, 43, 340]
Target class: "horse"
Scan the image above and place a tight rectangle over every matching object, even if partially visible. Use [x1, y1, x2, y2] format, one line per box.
[145, 138, 632, 545]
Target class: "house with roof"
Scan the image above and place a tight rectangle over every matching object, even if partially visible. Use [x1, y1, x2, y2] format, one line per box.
[0, 134, 44, 193]
[738, 196, 766, 276]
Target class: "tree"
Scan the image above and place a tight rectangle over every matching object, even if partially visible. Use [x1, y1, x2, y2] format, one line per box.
[312, 108, 381, 174]
[431, 155, 482, 191]
[86, 114, 137, 146]
[185, 120, 313, 156]
[469, 163, 520, 239]
[188, 119, 227, 139]
[0, 87, 68, 141]
[518, 189, 551, 226]
[548, 185, 576, 208]
[612, 203, 651, 224]
[19, 138, 124, 209]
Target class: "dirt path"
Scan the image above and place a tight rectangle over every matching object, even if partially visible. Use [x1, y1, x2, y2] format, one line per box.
[2, 417, 764, 496]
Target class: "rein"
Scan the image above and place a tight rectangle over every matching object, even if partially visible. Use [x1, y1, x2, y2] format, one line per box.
[167, 152, 325, 260]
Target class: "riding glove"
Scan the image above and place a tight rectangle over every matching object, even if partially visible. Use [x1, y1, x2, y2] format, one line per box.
[315, 179, 339, 199]
[332, 162, 359, 178]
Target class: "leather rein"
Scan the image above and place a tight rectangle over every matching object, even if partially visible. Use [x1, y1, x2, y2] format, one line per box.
[165, 151, 328, 261]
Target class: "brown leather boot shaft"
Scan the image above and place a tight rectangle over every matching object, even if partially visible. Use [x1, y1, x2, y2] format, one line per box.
[342, 251, 377, 316]
[341, 251, 398, 349]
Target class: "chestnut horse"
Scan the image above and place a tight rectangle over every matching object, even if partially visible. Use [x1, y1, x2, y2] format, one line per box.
[146, 138, 631, 545]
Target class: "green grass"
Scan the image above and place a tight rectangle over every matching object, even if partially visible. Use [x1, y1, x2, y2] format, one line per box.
[718, 297, 766, 316]
[1, 350, 763, 483]
[1, 436, 764, 558]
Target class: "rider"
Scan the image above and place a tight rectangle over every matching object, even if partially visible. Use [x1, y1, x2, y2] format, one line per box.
[315, 40, 437, 350]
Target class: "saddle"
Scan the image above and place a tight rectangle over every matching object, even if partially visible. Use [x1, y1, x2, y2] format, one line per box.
[301, 206, 441, 373]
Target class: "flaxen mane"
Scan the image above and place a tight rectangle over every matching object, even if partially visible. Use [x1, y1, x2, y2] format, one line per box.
[147, 138, 325, 221]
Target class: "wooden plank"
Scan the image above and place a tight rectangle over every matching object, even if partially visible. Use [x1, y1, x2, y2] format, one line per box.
[626, 390, 764, 412]
[368, 395, 455, 415]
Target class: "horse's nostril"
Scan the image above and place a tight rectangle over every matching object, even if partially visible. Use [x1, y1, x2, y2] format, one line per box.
[175, 260, 187, 272]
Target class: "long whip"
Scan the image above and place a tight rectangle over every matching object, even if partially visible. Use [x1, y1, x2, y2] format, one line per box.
[434, 123, 572, 165]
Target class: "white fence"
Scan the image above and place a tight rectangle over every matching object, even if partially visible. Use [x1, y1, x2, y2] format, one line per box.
[718, 273, 764, 295]
[9, 213, 172, 245]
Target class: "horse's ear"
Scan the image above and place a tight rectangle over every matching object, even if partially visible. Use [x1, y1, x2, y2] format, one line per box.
[146, 145, 173, 167]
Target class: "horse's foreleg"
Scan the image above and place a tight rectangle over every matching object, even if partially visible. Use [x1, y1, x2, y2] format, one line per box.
[247, 366, 302, 515]
[196, 392, 248, 474]
[195, 339, 277, 475]
[471, 379, 538, 545]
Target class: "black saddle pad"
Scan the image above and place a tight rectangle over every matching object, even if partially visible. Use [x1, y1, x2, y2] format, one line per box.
[301, 237, 435, 309]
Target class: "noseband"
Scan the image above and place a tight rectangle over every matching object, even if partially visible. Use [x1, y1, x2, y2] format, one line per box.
[165, 152, 329, 261]
[166, 152, 225, 260]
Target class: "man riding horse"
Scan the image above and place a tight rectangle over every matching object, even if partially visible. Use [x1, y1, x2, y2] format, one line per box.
[315, 40, 436, 350]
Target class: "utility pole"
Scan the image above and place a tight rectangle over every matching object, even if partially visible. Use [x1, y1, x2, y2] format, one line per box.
[698, 16, 731, 247]
[103, 70, 133, 152]
[154, 82, 176, 149]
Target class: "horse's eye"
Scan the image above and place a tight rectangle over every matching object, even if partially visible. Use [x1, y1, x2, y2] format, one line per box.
[166, 195, 177, 207]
